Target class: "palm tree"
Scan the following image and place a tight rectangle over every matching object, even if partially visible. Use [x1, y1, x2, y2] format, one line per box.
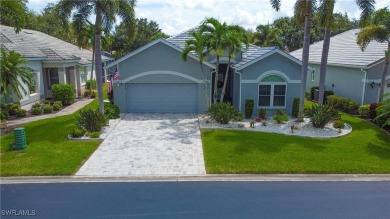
[317, 0, 375, 105]
[357, 7, 390, 102]
[200, 18, 228, 104]
[270, 0, 315, 118]
[0, 0, 28, 33]
[374, 92, 390, 127]
[0, 48, 34, 100]
[252, 23, 283, 48]
[181, 29, 211, 106]
[56, 0, 136, 113]
[220, 26, 249, 102]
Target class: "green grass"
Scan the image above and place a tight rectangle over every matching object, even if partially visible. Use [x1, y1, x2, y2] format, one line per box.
[202, 113, 390, 174]
[0, 100, 100, 176]
[103, 82, 108, 100]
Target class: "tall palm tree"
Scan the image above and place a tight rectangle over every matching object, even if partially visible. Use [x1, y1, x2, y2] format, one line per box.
[317, 0, 375, 105]
[270, 0, 316, 118]
[0, 0, 28, 33]
[220, 26, 249, 102]
[0, 48, 34, 100]
[56, 0, 136, 113]
[200, 18, 228, 104]
[358, 7, 390, 102]
[252, 23, 283, 48]
[181, 29, 210, 106]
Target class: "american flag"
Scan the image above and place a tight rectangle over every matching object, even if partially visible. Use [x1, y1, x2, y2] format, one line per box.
[107, 69, 119, 93]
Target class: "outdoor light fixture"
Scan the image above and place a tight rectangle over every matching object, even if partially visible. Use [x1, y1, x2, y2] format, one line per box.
[370, 81, 376, 88]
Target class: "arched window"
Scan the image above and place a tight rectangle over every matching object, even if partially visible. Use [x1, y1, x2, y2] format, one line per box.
[258, 75, 287, 108]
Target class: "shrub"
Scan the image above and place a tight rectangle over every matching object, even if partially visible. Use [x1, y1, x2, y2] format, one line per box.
[259, 108, 266, 119]
[42, 105, 53, 114]
[69, 127, 86, 138]
[52, 84, 75, 106]
[54, 101, 63, 108]
[104, 103, 120, 119]
[4, 103, 20, 116]
[369, 103, 379, 119]
[0, 108, 8, 120]
[333, 120, 345, 129]
[326, 95, 359, 114]
[84, 90, 90, 97]
[43, 99, 49, 104]
[310, 105, 340, 128]
[85, 80, 97, 90]
[273, 109, 289, 124]
[323, 90, 334, 103]
[16, 109, 27, 117]
[108, 89, 114, 104]
[310, 86, 319, 100]
[304, 107, 312, 117]
[90, 90, 97, 98]
[358, 104, 370, 117]
[208, 102, 243, 124]
[244, 99, 254, 118]
[292, 97, 300, 118]
[52, 103, 61, 111]
[89, 132, 100, 138]
[31, 107, 43, 115]
[77, 109, 107, 132]
[32, 102, 41, 109]
[374, 95, 390, 128]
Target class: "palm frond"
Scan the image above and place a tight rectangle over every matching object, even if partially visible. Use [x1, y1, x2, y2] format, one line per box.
[355, 0, 375, 27]
[357, 25, 389, 50]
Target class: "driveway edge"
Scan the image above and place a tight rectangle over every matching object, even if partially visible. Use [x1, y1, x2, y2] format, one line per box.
[1, 174, 390, 184]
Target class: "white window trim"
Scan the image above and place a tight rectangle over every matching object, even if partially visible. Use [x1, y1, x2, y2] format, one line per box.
[258, 82, 287, 109]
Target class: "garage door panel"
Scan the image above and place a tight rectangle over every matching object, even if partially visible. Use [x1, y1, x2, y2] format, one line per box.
[126, 83, 197, 113]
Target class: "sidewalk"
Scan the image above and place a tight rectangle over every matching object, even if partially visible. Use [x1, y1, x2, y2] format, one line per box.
[6, 98, 94, 127]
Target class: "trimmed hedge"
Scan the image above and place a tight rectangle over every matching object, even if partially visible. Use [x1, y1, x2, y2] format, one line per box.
[52, 84, 75, 106]
[245, 99, 254, 118]
[358, 104, 370, 117]
[326, 95, 360, 114]
[292, 97, 300, 118]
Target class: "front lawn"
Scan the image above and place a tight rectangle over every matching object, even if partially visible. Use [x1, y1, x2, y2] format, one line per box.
[0, 100, 100, 176]
[202, 113, 390, 174]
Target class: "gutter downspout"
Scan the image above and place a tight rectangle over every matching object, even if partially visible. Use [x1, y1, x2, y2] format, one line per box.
[361, 68, 367, 105]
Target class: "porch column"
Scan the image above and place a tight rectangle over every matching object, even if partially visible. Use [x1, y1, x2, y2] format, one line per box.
[73, 65, 78, 98]
[58, 67, 67, 84]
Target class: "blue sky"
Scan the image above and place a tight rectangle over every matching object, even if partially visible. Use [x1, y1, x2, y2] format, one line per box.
[27, 0, 390, 36]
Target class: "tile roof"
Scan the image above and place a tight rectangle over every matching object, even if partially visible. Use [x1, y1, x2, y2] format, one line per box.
[0, 25, 110, 65]
[289, 29, 387, 68]
[167, 29, 282, 69]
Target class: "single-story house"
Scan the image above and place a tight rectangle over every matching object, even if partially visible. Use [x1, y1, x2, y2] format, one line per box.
[290, 29, 390, 104]
[0, 25, 112, 108]
[105, 30, 304, 115]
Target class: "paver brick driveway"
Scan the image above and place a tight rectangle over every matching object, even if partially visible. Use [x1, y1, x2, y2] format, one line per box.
[76, 113, 206, 176]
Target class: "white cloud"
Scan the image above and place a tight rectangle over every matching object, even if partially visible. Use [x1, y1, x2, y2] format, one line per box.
[27, 0, 390, 36]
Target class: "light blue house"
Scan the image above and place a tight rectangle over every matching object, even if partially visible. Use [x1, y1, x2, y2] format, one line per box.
[290, 29, 390, 104]
[106, 30, 303, 115]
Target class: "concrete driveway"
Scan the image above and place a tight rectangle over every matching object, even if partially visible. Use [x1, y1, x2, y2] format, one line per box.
[76, 113, 206, 176]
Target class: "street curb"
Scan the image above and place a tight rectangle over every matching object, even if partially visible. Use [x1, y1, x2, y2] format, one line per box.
[2, 174, 390, 184]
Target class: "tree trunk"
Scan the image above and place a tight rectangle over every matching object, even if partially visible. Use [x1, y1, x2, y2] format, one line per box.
[213, 56, 220, 104]
[94, 10, 104, 114]
[378, 42, 389, 102]
[199, 62, 210, 107]
[299, 12, 312, 117]
[89, 46, 95, 93]
[220, 57, 231, 102]
[318, 28, 331, 106]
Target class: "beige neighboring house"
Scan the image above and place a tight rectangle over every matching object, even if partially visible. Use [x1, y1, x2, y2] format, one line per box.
[0, 25, 112, 108]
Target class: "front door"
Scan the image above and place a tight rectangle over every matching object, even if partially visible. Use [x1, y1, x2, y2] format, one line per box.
[45, 68, 59, 98]
[212, 64, 234, 103]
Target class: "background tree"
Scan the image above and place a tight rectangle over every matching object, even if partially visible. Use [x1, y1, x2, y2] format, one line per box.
[0, 0, 28, 33]
[358, 7, 390, 102]
[0, 48, 34, 100]
[251, 23, 283, 48]
[56, 0, 136, 113]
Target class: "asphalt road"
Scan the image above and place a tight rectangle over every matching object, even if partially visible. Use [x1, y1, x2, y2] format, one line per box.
[1, 181, 390, 219]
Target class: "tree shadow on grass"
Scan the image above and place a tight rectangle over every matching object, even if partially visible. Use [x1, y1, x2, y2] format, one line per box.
[367, 143, 390, 160]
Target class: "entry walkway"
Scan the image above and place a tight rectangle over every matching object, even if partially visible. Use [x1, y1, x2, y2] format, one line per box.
[6, 98, 94, 127]
[76, 113, 206, 176]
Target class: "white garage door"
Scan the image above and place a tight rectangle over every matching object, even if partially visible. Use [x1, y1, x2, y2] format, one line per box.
[126, 83, 198, 113]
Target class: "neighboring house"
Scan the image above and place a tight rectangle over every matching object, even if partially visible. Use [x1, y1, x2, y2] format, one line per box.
[290, 29, 390, 104]
[105, 30, 303, 115]
[0, 25, 111, 107]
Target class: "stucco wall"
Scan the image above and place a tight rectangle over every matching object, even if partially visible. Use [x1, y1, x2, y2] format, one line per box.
[18, 60, 44, 106]
[239, 52, 301, 116]
[111, 41, 213, 113]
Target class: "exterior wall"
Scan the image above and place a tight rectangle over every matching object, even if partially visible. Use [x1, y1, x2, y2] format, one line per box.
[307, 62, 390, 105]
[17, 60, 44, 106]
[112, 42, 213, 113]
[240, 53, 301, 116]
